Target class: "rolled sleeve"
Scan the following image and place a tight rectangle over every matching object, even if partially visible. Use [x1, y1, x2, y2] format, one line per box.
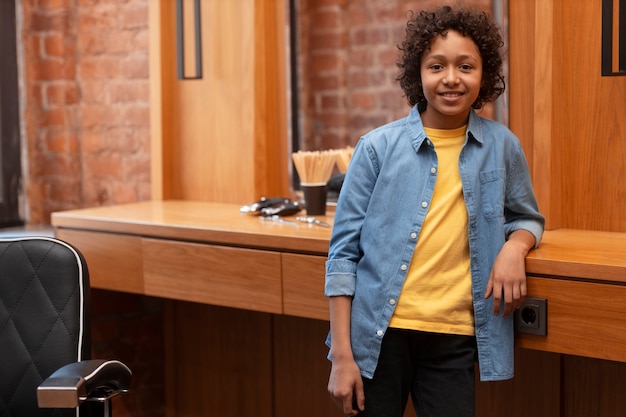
[506, 219, 544, 248]
[325, 259, 357, 297]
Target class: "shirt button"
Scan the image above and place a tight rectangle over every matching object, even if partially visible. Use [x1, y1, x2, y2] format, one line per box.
[376, 330, 384, 337]
[401, 264, 408, 271]
[431, 167, 436, 174]
[426, 139, 432, 146]
[389, 299, 396, 305]
[410, 232, 417, 239]
[421, 201, 428, 208]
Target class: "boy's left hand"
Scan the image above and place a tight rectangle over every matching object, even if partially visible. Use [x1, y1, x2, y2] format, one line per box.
[484, 230, 535, 317]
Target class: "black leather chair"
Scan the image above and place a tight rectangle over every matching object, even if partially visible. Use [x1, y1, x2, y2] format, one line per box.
[0, 236, 131, 417]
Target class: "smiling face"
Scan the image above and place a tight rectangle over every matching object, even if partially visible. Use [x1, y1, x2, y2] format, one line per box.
[419, 30, 483, 129]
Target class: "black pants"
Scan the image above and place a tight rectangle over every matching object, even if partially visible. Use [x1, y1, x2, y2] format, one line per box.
[360, 328, 477, 417]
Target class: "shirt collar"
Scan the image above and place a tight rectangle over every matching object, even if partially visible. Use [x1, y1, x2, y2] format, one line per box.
[405, 106, 484, 150]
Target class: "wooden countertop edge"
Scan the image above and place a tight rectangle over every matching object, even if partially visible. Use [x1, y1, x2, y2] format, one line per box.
[51, 202, 626, 284]
[51, 207, 331, 256]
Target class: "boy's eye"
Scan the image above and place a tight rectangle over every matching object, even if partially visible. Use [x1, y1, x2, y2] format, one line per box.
[430, 64, 444, 70]
[459, 64, 473, 71]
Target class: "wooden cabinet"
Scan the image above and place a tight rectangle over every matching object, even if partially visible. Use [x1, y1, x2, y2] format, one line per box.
[52, 202, 626, 417]
[143, 238, 283, 313]
[55, 228, 144, 294]
[519, 276, 626, 362]
[282, 253, 328, 321]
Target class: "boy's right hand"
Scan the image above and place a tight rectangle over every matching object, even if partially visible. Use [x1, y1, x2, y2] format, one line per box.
[327, 357, 365, 415]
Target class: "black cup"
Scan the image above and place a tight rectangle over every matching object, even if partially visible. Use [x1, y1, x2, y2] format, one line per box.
[301, 184, 327, 215]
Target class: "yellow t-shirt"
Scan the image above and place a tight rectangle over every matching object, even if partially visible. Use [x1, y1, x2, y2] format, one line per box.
[388, 125, 474, 336]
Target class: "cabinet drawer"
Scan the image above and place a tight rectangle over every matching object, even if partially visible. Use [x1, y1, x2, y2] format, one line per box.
[143, 239, 282, 313]
[517, 276, 626, 362]
[282, 253, 328, 320]
[55, 229, 144, 294]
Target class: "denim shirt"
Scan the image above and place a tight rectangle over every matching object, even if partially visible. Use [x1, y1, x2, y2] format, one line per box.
[325, 106, 545, 382]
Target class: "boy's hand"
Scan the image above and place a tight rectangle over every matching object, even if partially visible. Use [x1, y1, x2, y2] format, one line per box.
[484, 230, 535, 317]
[328, 356, 365, 415]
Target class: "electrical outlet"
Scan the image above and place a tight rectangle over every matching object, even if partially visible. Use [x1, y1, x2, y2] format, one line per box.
[514, 297, 547, 336]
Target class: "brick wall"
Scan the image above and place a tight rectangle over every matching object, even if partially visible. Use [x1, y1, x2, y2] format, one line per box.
[20, 0, 151, 226]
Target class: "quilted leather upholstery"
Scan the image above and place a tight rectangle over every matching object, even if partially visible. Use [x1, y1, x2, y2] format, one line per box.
[0, 237, 91, 417]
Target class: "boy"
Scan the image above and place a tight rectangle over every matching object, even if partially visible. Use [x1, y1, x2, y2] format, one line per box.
[325, 6, 545, 417]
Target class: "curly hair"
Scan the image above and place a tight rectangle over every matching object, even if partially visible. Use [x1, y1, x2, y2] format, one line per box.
[396, 6, 505, 109]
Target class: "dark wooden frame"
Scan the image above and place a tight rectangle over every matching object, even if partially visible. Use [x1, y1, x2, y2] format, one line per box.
[0, 0, 24, 227]
[602, 0, 626, 75]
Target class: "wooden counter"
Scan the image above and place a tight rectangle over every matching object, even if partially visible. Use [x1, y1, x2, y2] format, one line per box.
[51, 200, 626, 417]
[52, 200, 626, 357]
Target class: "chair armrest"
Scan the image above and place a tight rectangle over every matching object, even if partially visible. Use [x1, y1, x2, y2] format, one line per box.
[37, 359, 132, 408]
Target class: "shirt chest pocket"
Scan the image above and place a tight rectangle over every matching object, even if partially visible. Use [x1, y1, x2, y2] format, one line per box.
[479, 169, 505, 219]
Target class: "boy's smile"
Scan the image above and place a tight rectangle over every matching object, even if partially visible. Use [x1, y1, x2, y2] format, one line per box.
[419, 30, 483, 129]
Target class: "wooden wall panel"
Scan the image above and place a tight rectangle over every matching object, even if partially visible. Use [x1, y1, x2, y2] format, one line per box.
[553, 0, 626, 232]
[475, 349, 561, 417]
[272, 315, 337, 417]
[510, 0, 626, 231]
[150, 0, 290, 204]
[562, 356, 626, 417]
[164, 302, 274, 417]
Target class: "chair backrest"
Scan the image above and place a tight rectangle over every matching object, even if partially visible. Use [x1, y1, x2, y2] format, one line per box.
[0, 237, 91, 417]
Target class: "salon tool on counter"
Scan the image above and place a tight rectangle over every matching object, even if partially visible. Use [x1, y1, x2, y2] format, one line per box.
[240, 197, 293, 214]
[295, 216, 330, 227]
[259, 215, 297, 226]
[260, 200, 302, 217]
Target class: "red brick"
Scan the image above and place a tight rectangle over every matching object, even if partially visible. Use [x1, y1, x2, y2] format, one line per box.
[43, 33, 75, 58]
[76, 30, 107, 55]
[120, 3, 149, 29]
[79, 56, 121, 79]
[119, 55, 149, 79]
[109, 81, 149, 104]
[45, 82, 79, 106]
[48, 180, 81, 203]
[76, 6, 117, 31]
[350, 91, 376, 110]
[32, 58, 76, 81]
[80, 105, 119, 128]
[110, 181, 140, 204]
[311, 9, 342, 30]
[106, 127, 139, 152]
[310, 31, 348, 50]
[38, 108, 67, 127]
[32, 154, 78, 177]
[310, 74, 340, 91]
[83, 153, 124, 178]
[310, 51, 344, 73]
[44, 128, 78, 153]
[122, 157, 151, 182]
[29, 10, 71, 32]
[320, 93, 343, 110]
[119, 106, 150, 127]
[80, 128, 108, 153]
[351, 26, 389, 46]
[79, 81, 109, 103]
[38, 0, 72, 9]
[314, 111, 347, 129]
[310, 0, 348, 7]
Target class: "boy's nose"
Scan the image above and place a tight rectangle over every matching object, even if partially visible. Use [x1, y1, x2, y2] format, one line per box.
[443, 69, 459, 85]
